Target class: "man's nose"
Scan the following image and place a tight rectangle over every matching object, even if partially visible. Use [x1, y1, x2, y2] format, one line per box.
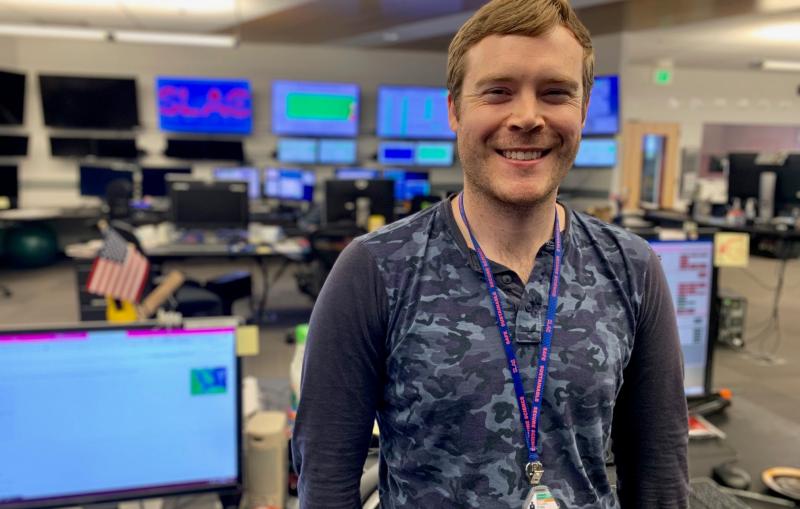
[507, 91, 545, 133]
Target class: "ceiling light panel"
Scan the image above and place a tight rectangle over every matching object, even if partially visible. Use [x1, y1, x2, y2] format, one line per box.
[752, 22, 800, 42]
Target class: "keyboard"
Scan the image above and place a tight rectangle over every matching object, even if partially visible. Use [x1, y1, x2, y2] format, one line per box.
[689, 478, 750, 509]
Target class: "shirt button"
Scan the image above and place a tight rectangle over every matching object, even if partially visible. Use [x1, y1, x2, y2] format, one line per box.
[501, 275, 512, 285]
[525, 303, 533, 312]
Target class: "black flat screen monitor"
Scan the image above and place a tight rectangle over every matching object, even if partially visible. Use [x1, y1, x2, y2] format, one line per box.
[727, 153, 785, 203]
[165, 139, 244, 162]
[141, 167, 192, 197]
[0, 165, 19, 209]
[0, 135, 28, 157]
[0, 322, 242, 509]
[169, 180, 249, 229]
[0, 70, 25, 125]
[324, 179, 395, 225]
[96, 139, 138, 159]
[39, 75, 139, 129]
[79, 165, 134, 197]
[777, 154, 800, 212]
[645, 236, 718, 398]
[51, 137, 94, 157]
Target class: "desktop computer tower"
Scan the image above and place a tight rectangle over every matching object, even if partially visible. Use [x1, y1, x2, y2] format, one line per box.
[717, 289, 747, 349]
[759, 171, 777, 221]
[245, 411, 288, 509]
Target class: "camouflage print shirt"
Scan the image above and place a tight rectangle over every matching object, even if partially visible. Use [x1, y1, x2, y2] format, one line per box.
[292, 199, 689, 508]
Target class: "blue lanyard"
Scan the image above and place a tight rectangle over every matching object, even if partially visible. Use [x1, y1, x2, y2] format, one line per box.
[457, 193, 563, 475]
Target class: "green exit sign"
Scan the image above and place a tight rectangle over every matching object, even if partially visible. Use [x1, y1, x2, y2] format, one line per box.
[654, 68, 673, 85]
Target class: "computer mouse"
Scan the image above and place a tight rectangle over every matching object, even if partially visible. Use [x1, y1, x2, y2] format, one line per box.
[713, 462, 752, 490]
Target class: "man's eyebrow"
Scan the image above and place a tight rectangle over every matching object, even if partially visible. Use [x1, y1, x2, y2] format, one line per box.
[471, 75, 581, 92]
[472, 75, 516, 90]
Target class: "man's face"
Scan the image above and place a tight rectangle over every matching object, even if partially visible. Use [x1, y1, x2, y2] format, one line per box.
[448, 28, 586, 208]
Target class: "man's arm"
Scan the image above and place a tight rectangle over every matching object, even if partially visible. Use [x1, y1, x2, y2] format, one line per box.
[612, 249, 689, 508]
[291, 240, 388, 509]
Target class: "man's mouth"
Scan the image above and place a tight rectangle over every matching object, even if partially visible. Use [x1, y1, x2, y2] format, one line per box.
[496, 149, 552, 161]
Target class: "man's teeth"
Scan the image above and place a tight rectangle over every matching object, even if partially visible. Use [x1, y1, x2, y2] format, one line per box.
[502, 150, 543, 161]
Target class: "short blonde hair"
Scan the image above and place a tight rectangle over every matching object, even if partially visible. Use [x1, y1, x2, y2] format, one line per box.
[447, 0, 594, 112]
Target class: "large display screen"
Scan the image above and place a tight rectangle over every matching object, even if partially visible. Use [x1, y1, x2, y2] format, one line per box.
[0, 70, 25, 126]
[213, 167, 261, 200]
[319, 139, 357, 165]
[272, 81, 359, 137]
[0, 325, 240, 509]
[376, 86, 454, 140]
[39, 75, 139, 129]
[264, 168, 315, 202]
[277, 138, 317, 164]
[583, 75, 619, 136]
[157, 77, 252, 134]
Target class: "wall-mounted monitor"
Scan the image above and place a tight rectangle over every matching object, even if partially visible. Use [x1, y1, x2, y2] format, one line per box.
[583, 75, 619, 136]
[574, 138, 617, 168]
[213, 167, 261, 200]
[263, 168, 315, 202]
[272, 80, 359, 137]
[415, 142, 454, 167]
[335, 168, 379, 180]
[319, 139, 357, 165]
[378, 141, 416, 165]
[383, 170, 430, 200]
[276, 138, 317, 164]
[165, 139, 244, 162]
[0, 70, 25, 125]
[0, 165, 18, 209]
[0, 135, 28, 157]
[157, 77, 252, 135]
[376, 85, 454, 140]
[39, 75, 139, 129]
[141, 167, 192, 197]
[79, 165, 134, 197]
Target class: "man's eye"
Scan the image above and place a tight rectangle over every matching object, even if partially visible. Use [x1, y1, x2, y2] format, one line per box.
[485, 88, 509, 96]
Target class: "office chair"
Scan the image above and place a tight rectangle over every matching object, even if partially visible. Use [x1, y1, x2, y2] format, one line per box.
[105, 179, 133, 221]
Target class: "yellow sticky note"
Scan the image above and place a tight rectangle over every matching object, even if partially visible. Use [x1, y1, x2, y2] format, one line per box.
[236, 325, 260, 356]
[255, 246, 272, 255]
[714, 232, 749, 268]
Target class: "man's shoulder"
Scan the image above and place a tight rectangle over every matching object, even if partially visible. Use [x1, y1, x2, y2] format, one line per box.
[570, 209, 653, 260]
[357, 202, 445, 256]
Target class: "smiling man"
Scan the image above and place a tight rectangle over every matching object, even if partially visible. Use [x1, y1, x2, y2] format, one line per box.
[292, 1, 689, 508]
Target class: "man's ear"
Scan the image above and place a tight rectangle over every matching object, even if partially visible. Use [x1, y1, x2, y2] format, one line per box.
[447, 92, 459, 133]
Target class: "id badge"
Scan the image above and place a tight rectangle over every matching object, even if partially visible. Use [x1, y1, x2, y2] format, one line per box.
[523, 485, 559, 509]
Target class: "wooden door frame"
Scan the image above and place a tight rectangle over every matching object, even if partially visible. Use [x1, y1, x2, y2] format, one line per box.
[621, 121, 680, 211]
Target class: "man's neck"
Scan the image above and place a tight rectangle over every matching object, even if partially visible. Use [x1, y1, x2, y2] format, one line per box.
[452, 188, 565, 283]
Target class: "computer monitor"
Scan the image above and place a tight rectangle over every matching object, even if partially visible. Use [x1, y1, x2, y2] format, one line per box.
[583, 75, 619, 135]
[376, 85, 454, 140]
[777, 154, 800, 213]
[382, 170, 430, 201]
[0, 70, 25, 125]
[0, 135, 28, 157]
[726, 153, 785, 204]
[0, 165, 18, 209]
[169, 180, 249, 229]
[378, 142, 416, 166]
[272, 80, 359, 137]
[140, 167, 192, 197]
[318, 139, 357, 165]
[157, 76, 252, 135]
[646, 237, 717, 398]
[39, 75, 139, 129]
[213, 167, 261, 200]
[574, 138, 617, 168]
[415, 142, 454, 167]
[324, 179, 395, 225]
[335, 168, 379, 180]
[263, 168, 315, 202]
[0, 322, 241, 509]
[79, 165, 134, 197]
[276, 138, 317, 164]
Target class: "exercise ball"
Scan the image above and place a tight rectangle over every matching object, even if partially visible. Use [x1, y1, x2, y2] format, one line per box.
[4, 224, 58, 268]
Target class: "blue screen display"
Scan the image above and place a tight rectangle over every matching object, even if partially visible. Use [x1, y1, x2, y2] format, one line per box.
[574, 139, 617, 167]
[213, 167, 261, 199]
[383, 170, 430, 200]
[264, 168, 315, 201]
[335, 168, 378, 180]
[79, 166, 133, 197]
[583, 75, 619, 135]
[157, 77, 252, 134]
[377, 86, 454, 140]
[379, 142, 416, 165]
[277, 138, 318, 164]
[415, 142, 454, 167]
[272, 81, 359, 137]
[319, 139, 357, 165]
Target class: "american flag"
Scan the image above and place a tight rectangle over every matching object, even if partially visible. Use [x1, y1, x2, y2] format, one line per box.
[86, 227, 150, 303]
